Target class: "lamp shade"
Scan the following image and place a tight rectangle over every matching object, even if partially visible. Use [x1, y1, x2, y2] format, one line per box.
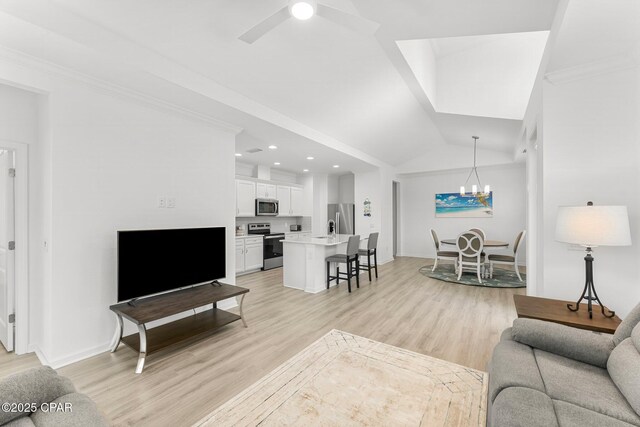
[555, 205, 632, 247]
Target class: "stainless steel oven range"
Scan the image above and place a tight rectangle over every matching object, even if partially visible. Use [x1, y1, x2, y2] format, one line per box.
[247, 223, 284, 271]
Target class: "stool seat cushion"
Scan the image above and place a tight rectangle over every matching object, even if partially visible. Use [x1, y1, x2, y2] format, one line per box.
[358, 249, 375, 255]
[326, 254, 352, 263]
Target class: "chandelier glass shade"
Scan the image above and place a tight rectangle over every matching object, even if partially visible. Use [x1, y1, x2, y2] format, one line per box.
[460, 136, 490, 196]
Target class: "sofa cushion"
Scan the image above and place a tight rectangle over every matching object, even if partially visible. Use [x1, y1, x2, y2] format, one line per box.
[608, 338, 640, 417]
[0, 367, 76, 425]
[512, 318, 614, 368]
[488, 339, 545, 404]
[614, 303, 640, 346]
[491, 387, 558, 427]
[535, 349, 640, 425]
[29, 392, 108, 427]
[553, 400, 638, 427]
[500, 327, 514, 342]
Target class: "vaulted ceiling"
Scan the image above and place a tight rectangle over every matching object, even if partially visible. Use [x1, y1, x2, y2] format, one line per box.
[0, 0, 561, 172]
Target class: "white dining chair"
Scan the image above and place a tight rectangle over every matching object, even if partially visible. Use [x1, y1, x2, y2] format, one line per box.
[489, 230, 526, 281]
[456, 231, 485, 283]
[430, 228, 458, 272]
[469, 228, 486, 241]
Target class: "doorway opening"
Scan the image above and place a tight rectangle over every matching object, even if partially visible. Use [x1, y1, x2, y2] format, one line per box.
[392, 181, 400, 258]
[0, 148, 15, 353]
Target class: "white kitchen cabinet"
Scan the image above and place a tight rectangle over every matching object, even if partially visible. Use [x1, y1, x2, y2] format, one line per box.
[290, 187, 304, 216]
[256, 183, 277, 199]
[235, 241, 245, 273]
[244, 243, 264, 271]
[236, 179, 256, 217]
[277, 185, 291, 216]
[236, 237, 264, 274]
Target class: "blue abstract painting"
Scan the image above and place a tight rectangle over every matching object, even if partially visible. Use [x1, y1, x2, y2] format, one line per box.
[435, 192, 493, 218]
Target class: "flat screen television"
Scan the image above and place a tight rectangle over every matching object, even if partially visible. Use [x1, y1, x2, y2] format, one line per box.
[117, 227, 226, 302]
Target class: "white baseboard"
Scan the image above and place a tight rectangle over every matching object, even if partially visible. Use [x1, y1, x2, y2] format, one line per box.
[47, 342, 112, 369]
[27, 344, 50, 367]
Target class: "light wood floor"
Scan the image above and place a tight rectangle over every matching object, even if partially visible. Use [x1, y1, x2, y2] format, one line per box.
[0, 257, 523, 426]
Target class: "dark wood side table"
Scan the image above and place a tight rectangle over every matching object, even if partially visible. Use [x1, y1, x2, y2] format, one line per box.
[110, 283, 249, 373]
[513, 295, 622, 334]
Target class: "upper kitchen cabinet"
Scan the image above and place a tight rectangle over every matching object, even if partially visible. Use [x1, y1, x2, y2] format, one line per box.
[276, 185, 304, 216]
[276, 185, 291, 216]
[290, 187, 304, 216]
[256, 182, 277, 199]
[236, 179, 256, 217]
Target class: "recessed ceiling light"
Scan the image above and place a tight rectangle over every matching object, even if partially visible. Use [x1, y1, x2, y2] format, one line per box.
[289, 1, 316, 20]
[303, 169, 309, 172]
[268, 145, 278, 150]
[235, 153, 242, 157]
[306, 156, 314, 160]
[333, 165, 340, 168]
[274, 162, 281, 165]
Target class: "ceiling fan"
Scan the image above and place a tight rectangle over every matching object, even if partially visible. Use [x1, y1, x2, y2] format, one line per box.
[239, 0, 378, 44]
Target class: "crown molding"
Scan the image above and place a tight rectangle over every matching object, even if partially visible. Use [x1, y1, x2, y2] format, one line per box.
[0, 46, 243, 135]
[545, 52, 640, 86]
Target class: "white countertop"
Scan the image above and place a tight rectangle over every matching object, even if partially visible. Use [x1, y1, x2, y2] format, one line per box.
[281, 234, 364, 246]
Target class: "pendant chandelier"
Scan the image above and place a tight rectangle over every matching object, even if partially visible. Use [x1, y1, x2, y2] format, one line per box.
[460, 136, 490, 196]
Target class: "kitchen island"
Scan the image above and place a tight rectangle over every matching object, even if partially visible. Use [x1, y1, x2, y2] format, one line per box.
[282, 234, 365, 293]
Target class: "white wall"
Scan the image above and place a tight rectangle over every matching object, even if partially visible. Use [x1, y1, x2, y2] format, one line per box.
[327, 174, 339, 204]
[0, 60, 238, 365]
[312, 174, 328, 235]
[541, 67, 640, 317]
[338, 173, 355, 204]
[354, 167, 395, 264]
[400, 164, 527, 261]
[0, 83, 46, 353]
[46, 81, 237, 365]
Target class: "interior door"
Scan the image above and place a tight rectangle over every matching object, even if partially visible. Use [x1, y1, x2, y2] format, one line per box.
[0, 150, 15, 351]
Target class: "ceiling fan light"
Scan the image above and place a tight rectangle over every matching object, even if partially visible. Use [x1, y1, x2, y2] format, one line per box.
[289, 0, 316, 20]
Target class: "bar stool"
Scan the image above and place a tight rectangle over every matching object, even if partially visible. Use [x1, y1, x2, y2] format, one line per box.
[326, 235, 361, 292]
[358, 232, 379, 281]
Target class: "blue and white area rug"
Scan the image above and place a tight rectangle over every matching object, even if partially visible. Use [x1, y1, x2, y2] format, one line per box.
[419, 263, 526, 288]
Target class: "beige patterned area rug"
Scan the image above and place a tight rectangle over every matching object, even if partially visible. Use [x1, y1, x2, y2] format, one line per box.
[195, 330, 488, 426]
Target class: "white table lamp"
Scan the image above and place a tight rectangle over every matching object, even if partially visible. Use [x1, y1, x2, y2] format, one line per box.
[555, 202, 631, 318]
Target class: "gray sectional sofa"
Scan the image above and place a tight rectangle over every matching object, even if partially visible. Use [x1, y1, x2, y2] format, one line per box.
[488, 303, 640, 426]
[0, 366, 107, 426]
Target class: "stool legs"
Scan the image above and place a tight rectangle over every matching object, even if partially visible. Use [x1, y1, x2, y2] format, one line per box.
[374, 250, 378, 279]
[355, 257, 360, 288]
[346, 260, 352, 293]
[367, 253, 372, 281]
[326, 261, 330, 289]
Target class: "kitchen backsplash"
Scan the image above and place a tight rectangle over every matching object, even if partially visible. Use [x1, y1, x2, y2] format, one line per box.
[236, 216, 311, 234]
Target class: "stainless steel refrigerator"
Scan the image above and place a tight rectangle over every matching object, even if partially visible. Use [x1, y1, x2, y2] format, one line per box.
[328, 203, 355, 235]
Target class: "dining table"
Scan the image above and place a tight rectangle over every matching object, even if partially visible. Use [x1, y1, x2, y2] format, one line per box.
[440, 239, 509, 248]
[440, 238, 509, 278]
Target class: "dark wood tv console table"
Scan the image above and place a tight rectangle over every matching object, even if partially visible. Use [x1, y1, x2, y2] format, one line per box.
[109, 283, 249, 373]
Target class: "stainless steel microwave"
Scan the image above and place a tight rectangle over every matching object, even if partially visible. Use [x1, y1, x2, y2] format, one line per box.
[255, 198, 279, 216]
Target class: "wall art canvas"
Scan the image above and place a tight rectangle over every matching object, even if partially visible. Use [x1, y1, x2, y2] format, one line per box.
[435, 192, 493, 218]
